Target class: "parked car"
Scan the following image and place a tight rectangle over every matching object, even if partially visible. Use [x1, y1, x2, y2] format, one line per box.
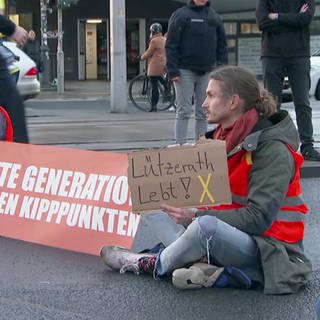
[282, 53, 320, 101]
[2, 41, 40, 100]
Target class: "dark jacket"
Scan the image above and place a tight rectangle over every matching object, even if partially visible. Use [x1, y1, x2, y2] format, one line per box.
[165, 0, 228, 78]
[0, 14, 15, 37]
[197, 110, 312, 294]
[256, 0, 315, 58]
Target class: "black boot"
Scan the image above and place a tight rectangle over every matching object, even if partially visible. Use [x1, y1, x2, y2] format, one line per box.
[149, 105, 157, 112]
[301, 146, 320, 161]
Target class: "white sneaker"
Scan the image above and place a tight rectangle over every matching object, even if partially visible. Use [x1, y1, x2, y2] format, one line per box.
[100, 246, 154, 274]
[172, 262, 224, 289]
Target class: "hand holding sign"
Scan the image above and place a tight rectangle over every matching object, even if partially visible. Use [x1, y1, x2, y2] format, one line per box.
[128, 140, 231, 213]
[160, 203, 196, 226]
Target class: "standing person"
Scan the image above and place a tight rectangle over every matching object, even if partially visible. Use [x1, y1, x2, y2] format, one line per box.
[256, 0, 320, 161]
[100, 66, 312, 295]
[166, 0, 228, 145]
[0, 14, 29, 143]
[24, 30, 42, 72]
[140, 23, 166, 112]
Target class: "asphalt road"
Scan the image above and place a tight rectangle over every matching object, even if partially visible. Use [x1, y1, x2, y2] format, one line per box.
[0, 97, 319, 319]
[0, 178, 319, 320]
[25, 98, 320, 152]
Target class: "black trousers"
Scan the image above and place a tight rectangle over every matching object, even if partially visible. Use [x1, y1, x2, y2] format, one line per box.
[0, 54, 29, 143]
[262, 57, 313, 150]
[149, 76, 166, 107]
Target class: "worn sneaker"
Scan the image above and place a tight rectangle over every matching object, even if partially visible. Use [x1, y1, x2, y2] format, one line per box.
[100, 246, 155, 275]
[172, 262, 225, 289]
[302, 147, 320, 161]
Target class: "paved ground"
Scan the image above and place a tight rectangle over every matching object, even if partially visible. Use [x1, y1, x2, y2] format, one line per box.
[0, 177, 319, 320]
[26, 80, 320, 178]
[0, 81, 319, 319]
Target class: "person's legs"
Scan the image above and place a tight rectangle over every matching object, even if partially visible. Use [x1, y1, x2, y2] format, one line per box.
[287, 58, 316, 153]
[0, 55, 29, 143]
[198, 216, 263, 282]
[194, 72, 209, 141]
[101, 217, 263, 285]
[149, 76, 160, 111]
[142, 211, 185, 247]
[174, 69, 196, 144]
[262, 57, 286, 109]
[157, 216, 263, 283]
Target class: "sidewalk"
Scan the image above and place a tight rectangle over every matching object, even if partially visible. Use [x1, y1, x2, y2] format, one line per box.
[12, 81, 320, 319]
[28, 80, 320, 178]
[35, 80, 111, 101]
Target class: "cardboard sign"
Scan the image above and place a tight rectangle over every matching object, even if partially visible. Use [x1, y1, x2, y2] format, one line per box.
[128, 140, 231, 213]
[0, 142, 140, 255]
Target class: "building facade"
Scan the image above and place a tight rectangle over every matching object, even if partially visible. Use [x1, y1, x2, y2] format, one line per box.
[10, 0, 320, 81]
[12, 0, 181, 81]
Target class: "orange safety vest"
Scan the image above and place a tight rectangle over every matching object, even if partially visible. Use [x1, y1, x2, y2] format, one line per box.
[209, 146, 307, 243]
[0, 106, 13, 141]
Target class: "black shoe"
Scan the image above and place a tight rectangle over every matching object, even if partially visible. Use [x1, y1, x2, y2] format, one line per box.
[148, 107, 157, 112]
[302, 147, 320, 161]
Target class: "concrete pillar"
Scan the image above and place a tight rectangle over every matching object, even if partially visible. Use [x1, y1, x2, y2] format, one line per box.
[139, 19, 146, 74]
[110, 0, 127, 113]
[40, 0, 50, 88]
[57, 5, 64, 94]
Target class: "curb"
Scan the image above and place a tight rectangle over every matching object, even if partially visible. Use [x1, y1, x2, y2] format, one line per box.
[301, 163, 320, 178]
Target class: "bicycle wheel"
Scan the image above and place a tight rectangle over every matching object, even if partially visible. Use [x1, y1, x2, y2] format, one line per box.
[155, 79, 176, 111]
[128, 74, 151, 111]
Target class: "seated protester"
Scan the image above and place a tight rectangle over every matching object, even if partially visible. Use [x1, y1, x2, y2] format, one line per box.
[0, 106, 13, 141]
[100, 66, 312, 295]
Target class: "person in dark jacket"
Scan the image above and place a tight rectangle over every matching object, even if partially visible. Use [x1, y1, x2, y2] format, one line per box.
[0, 14, 29, 143]
[165, 0, 228, 145]
[100, 66, 312, 295]
[256, 0, 320, 161]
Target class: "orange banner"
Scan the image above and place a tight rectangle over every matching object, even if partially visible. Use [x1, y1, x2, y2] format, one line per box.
[0, 142, 140, 255]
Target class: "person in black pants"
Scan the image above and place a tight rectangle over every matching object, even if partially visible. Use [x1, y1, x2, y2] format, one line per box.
[140, 23, 167, 112]
[0, 14, 29, 143]
[256, 0, 320, 161]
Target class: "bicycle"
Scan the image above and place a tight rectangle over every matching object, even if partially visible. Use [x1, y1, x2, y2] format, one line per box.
[128, 71, 176, 112]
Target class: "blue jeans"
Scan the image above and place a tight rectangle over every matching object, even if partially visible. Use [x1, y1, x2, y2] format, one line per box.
[143, 211, 185, 247]
[145, 212, 264, 284]
[174, 69, 208, 144]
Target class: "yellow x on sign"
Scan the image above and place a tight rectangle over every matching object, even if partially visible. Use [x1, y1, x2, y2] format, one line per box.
[198, 173, 215, 204]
